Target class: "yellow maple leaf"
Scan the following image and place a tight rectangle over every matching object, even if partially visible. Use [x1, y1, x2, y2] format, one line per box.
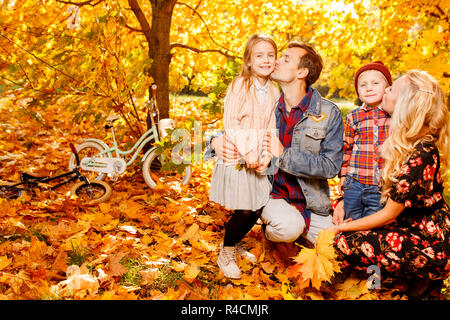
[119, 200, 144, 220]
[98, 202, 111, 214]
[0, 256, 12, 271]
[180, 223, 200, 242]
[290, 230, 340, 290]
[183, 263, 200, 283]
[28, 235, 49, 263]
[281, 284, 297, 300]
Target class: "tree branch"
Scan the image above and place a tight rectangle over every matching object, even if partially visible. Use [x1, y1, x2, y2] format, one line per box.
[175, 2, 239, 55]
[0, 33, 79, 83]
[122, 22, 142, 33]
[56, 0, 105, 7]
[127, 0, 154, 48]
[434, 4, 445, 17]
[170, 43, 236, 59]
[0, 45, 35, 89]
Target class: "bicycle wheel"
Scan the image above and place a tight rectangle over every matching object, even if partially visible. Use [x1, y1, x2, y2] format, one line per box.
[68, 141, 109, 181]
[70, 180, 112, 204]
[0, 181, 26, 200]
[142, 149, 192, 190]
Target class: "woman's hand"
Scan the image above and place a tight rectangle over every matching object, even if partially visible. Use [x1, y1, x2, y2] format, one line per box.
[328, 198, 404, 235]
[328, 225, 341, 236]
[328, 218, 353, 236]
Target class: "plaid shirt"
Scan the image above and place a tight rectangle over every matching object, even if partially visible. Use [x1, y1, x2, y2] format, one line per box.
[340, 104, 390, 185]
[271, 89, 313, 230]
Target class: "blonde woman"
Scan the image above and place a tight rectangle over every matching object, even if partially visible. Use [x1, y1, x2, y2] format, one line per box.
[329, 70, 450, 299]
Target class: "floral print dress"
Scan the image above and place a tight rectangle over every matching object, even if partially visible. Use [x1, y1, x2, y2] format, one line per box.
[334, 140, 450, 280]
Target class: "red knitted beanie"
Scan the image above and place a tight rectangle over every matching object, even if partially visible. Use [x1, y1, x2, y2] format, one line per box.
[354, 61, 392, 95]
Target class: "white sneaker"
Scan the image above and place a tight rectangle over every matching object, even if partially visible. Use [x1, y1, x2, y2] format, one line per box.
[217, 245, 241, 279]
[235, 242, 257, 263]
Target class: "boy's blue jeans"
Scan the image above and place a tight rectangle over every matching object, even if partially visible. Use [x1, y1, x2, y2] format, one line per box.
[343, 176, 383, 220]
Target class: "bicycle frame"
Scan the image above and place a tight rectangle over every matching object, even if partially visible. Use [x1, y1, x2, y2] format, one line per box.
[20, 169, 87, 191]
[78, 84, 182, 180]
[109, 123, 159, 166]
[82, 123, 159, 171]
[6, 144, 89, 193]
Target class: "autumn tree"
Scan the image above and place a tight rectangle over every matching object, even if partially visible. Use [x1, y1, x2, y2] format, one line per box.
[0, 0, 448, 138]
[52, 0, 239, 120]
[308, 0, 449, 99]
[0, 0, 449, 302]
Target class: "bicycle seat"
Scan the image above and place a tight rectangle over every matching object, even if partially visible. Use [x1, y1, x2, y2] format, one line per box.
[21, 172, 48, 182]
[106, 114, 120, 123]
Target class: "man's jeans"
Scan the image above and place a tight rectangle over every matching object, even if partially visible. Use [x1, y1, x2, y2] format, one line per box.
[342, 176, 382, 220]
[261, 198, 332, 245]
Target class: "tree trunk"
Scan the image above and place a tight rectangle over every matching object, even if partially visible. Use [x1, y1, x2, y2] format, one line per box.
[148, 0, 177, 120]
[128, 0, 176, 120]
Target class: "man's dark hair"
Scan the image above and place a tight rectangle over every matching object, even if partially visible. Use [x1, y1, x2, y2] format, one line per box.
[288, 41, 323, 87]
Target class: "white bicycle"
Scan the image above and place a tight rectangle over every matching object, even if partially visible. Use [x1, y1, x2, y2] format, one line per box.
[68, 85, 192, 190]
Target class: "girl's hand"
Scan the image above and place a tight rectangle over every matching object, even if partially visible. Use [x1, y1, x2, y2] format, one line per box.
[244, 151, 259, 169]
[255, 154, 271, 173]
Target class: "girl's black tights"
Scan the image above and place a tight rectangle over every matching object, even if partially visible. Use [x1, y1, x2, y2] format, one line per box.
[223, 208, 262, 247]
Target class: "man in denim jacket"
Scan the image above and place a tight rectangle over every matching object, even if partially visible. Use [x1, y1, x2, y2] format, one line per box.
[207, 41, 344, 245]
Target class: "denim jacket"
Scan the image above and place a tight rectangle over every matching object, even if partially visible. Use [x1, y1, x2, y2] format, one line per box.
[204, 88, 344, 217]
[277, 88, 344, 216]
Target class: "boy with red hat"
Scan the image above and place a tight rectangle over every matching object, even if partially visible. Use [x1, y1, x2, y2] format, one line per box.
[336, 61, 392, 222]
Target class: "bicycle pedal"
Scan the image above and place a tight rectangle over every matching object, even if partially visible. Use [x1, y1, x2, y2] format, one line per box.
[108, 174, 119, 181]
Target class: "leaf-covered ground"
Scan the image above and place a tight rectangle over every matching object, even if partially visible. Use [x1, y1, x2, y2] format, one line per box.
[0, 95, 448, 300]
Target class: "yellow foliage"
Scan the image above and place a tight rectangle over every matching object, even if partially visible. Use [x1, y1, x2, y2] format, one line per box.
[290, 230, 341, 290]
[1, 0, 448, 300]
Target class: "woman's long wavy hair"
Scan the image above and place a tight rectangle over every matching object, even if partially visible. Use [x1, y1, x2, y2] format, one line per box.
[381, 70, 450, 202]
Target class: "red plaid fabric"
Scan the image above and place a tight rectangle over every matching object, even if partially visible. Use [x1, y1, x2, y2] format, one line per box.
[271, 89, 313, 230]
[339, 104, 390, 185]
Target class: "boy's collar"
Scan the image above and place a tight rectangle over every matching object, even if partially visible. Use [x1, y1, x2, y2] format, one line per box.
[361, 103, 379, 111]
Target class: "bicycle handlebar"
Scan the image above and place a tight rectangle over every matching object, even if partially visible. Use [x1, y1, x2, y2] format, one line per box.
[69, 143, 77, 154]
[69, 143, 80, 166]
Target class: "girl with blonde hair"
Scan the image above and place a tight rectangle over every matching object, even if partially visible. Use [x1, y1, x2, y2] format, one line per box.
[209, 34, 279, 279]
[329, 70, 450, 299]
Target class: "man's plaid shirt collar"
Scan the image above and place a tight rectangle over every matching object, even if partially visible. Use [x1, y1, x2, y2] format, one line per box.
[277, 88, 313, 115]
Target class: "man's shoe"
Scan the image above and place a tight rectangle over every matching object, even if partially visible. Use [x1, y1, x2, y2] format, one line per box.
[217, 245, 241, 279]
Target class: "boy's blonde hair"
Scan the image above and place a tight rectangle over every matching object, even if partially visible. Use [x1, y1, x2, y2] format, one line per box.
[381, 70, 450, 201]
